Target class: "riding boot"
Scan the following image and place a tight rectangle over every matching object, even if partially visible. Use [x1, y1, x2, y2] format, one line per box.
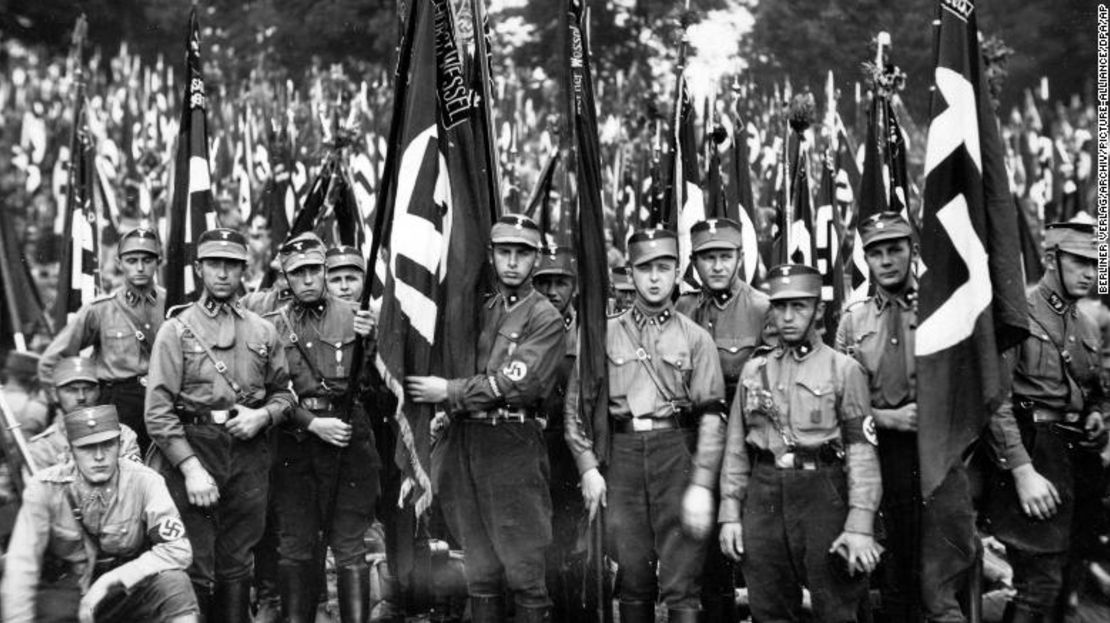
[337, 563, 371, 623]
[618, 600, 656, 623]
[469, 593, 506, 623]
[213, 578, 252, 623]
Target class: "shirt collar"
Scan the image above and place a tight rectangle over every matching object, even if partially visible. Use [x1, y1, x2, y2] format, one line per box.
[775, 331, 821, 361]
[1038, 281, 1076, 317]
[563, 307, 576, 332]
[124, 286, 157, 307]
[874, 279, 917, 312]
[631, 301, 674, 328]
[703, 278, 745, 309]
[496, 284, 535, 310]
[199, 293, 245, 318]
[292, 294, 328, 318]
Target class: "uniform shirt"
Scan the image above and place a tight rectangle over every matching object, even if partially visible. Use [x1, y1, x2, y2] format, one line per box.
[27, 422, 142, 472]
[240, 287, 293, 316]
[0, 460, 192, 622]
[677, 278, 771, 405]
[719, 338, 881, 534]
[145, 293, 294, 467]
[989, 281, 1108, 470]
[38, 286, 166, 386]
[1, 386, 49, 438]
[564, 302, 726, 482]
[265, 294, 371, 429]
[539, 309, 578, 430]
[444, 287, 565, 415]
[835, 284, 917, 409]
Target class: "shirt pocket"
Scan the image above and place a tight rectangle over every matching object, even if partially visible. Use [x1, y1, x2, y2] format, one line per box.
[49, 523, 86, 560]
[241, 339, 272, 389]
[716, 337, 756, 383]
[102, 323, 139, 370]
[659, 350, 693, 397]
[180, 334, 210, 388]
[793, 378, 837, 432]
[99, 518, 142, 555]
[850, 329, 881, 372]
[1025, 330, 1061, 382]
[606, 349, 639, 397]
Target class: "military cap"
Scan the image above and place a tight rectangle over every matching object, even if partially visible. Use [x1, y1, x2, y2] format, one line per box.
[490, 214, 543, 250]
[627, 228, 679, 266]
[64, 404, 121, 447]
[4, 350, 40, 377]
[690, 218, 744, 253]
[117, 227, 163, 258]
[611, 266, 635, 292]
[1044, 221, 1098, 260]
[54, 356, 98, 387]
[859, 211, 914, 249]
[196, 228, 249, 262]
[534, 246, 577, 278]
[766, 264, 822, 301]
[279, 233, 327, 273]
[325, 245, 366, 273]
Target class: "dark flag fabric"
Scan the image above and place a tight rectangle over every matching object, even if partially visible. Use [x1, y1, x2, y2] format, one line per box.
[164, 9, 217, 308]
[814, 152, 844, 344]
[668, 65, 704, 288]
[54, 99, 100, 330]
[525, 149, 561, 242]
[787, 142, 815, 267]
[731, 118, 762, 284]
[0, 208, 47, 352]
[915, 0, 1028, 499]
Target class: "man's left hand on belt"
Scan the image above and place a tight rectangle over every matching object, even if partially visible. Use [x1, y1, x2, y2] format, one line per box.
[225, 404, 270, 440]
[405, 376, 448, 403]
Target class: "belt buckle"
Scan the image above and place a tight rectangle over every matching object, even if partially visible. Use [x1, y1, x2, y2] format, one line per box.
[211, 409, 229, 425]
[1065, 412, 1081, 424]
[138, 375, 148, 387]
[801, 458, 818, 470]
[631, 417, 654, 432]
[776, 452, 796, 469]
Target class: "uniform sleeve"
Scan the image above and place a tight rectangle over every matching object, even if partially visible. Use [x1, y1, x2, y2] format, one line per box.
[718, 377, 751, 523]
[119, 426, 142, 463]
[689, 328, 728, 490]
[110, 474, 193, 590]
[562, 360, 599, 475]
[0, 479, 53, 623]
[834, 310, 854, 354]
[839, 357, 882, 534]
[446, 308, 566, 413]
[261, 327, 294, 425]
[38, 303, 99, 387]
[987, 346, 1030, 469]
[145, 321, 195, 468]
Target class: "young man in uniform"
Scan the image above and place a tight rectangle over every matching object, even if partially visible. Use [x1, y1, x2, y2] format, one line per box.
[532, 245, 586, 621]
[27, 356, 141, 470]
[1, 350, 49, 437]
[715, 264, 882, 622]
[145, 227, 294, 622]
[406, 214, 565, 623]
[325, 245, 367, 303]
[676, 217, 770, 622]
[39, 227, 165, 453]
[566, 227, 726, 623]
[986, 221, 1109, 622]
[1, 404, 198, 623]
[264, 233, 378, 623]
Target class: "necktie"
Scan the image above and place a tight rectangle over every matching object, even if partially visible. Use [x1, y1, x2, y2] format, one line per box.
[877, 302, 910, 408]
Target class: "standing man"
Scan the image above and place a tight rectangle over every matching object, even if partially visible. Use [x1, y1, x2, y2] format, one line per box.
[264, 233, 379, 623]
[27, 356, 141, 470]
[715, 264, 882, 622]
[406, 214, 565, 623]
[566, 227, 726, 623]
[145, 227, 294, 622]
[532, 245, 586, 621]
[677, 217, 770, 622]
[325, 245, 367, 303]
[39, 227, 166, 453]
[1, 404, 198, 623]
[986, 221, 1109, 622]
[836, 212, 927, 622]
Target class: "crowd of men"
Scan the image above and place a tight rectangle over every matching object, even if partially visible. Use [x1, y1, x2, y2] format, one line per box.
[1, 206, 1109, 623]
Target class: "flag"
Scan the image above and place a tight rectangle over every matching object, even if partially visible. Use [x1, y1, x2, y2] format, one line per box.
[915, 0, 1028, 499]
[164, 9, 217, 308]
[787, 141, 816, 267]
[0, 209, 48, 352]
[54, 100, 99, 329]
[525, 149, 562, 242]
[669, 68, 705, 287]
[814, 151, 845, 344]
[731, 118, 761, 284]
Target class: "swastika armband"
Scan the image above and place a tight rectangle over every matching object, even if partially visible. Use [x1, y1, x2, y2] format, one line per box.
[148, 517, 187, 543]
[843, 415, 879, 447]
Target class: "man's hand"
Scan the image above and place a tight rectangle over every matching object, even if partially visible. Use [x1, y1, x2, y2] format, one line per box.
[308, 417, 352, 447]
[180, 457, 219, 508]
[720, 522, 745, 562]
[405, 376, 448, 403]
[78, 575, 122, 623]
[829, 532, 883, 575]
[1012, 463, 1060, 519]
[580, 468, 607, 521]
[353, 309, 376, 338]
[681, 485, 715, 540]
[225, 405, 270, 440]
[873, 403, 917, 432]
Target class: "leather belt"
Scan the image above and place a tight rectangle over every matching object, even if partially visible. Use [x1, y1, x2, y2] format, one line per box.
[300, 396, 335, 411]
[752, 445, 843, 471]
[175, 404, 237, 425]
[1015, 399, 1082, 424]
[613, 410, 697, 434]
[464, 408, 535, 425]
[101, 376, 147, 388]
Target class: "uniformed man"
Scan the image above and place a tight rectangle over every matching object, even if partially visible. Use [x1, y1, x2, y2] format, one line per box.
[566, 227, 726, 623]
[715, 264, 882, 622]
[240, 258, 293, 315]
[676, 217, 770, 622]
[145, 227, 294, 622]
[1, 350, 50, 438]
[1, 404, 198, 623]
[532, 245, 587, 622]
[406, 214, 565, 623]
[986, 222, 1109, 622]
[264, 233, 379, 623]
[325, 245, 367, 302]
[27, 356, 141, 471]
[609, 265, 636, 314]
[39, 227, 166, 453]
